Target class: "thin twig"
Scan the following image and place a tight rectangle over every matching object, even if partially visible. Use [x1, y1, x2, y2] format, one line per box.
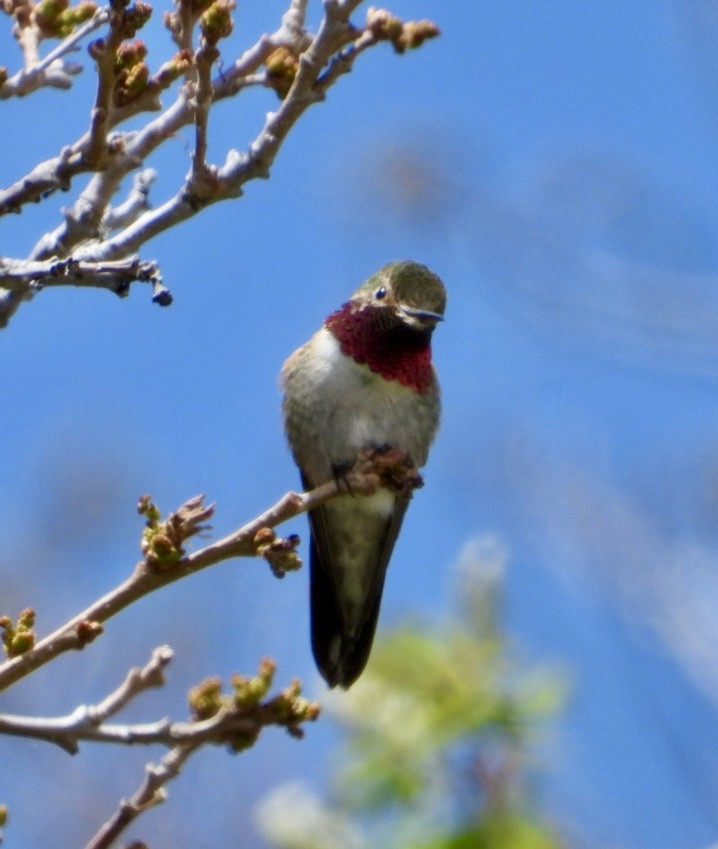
[0, 646, 174, 753]
[85, 27, 122, 167]
[74, 658, 319, 849]
[0, 8, 110, 99]
[188, 41, 219, 196]
[35, 9, 110, 75]
[0, 255, 162, 296]
[83, 740, 200, 849]
[0, 646, 319, 759]
[101, 168, 157, 231]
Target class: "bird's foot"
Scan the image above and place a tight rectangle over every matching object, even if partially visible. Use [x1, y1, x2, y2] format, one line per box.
[334, 448, 423, 498]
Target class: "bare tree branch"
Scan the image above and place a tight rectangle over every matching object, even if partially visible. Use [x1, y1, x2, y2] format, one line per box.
[0, 466, 388, 691]
[101, 167, 156, 231]
[85, 3, 131, 167]
[0, 645, 174, 753]
[79, 657, 319, 849]
[0, 7, 110, 99]
[83, 738, 199, 849]
[0, 254, 171, 302]
[0, 646, 319, 756]
[0, 644, 320, 849]
[0, 2, 440, 843]
[0, 0, 439, 327]
[31, 1, 358, 261]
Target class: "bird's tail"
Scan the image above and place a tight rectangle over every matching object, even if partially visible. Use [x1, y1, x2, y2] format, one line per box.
[309, 538, 383, 689]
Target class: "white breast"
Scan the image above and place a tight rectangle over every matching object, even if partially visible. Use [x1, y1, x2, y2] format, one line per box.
[284, 327, 438, 484]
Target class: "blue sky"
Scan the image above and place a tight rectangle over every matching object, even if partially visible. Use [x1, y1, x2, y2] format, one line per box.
[2, 1, 718, 846]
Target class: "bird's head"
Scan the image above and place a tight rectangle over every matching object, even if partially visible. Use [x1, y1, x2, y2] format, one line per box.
[350, 261, 446, 334]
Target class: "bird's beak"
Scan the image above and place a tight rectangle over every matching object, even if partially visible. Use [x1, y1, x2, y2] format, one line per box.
[400, 305, 444, 325]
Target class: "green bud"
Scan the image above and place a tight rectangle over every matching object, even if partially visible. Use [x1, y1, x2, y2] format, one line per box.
[188, 676, 224, 720]
[56, 1, 98, 35]
[264, 46, 299, 100]
[200, 0, 234, 45]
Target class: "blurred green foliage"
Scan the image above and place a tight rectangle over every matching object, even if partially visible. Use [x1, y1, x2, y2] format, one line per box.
[259, 539, 567, 849]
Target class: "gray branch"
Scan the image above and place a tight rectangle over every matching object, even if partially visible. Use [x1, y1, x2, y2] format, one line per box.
[0, 645, 174, 754]
[0, 0, 438, 326]
[81, 672, 318, 849]
[0, 8, 110, 99]
[83, 739, 200, 849]
[0, 456, 395, 692]
[0, 643, 319, 849]
[0, 254, 172, 313]
[0, 673, 288, 753]
[67, 0, 368, 262]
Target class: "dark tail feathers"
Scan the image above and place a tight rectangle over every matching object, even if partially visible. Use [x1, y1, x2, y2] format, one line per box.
[309, 538, 383, 689]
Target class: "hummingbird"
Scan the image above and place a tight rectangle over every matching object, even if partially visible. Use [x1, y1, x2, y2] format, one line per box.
[281, 261, 446, 689]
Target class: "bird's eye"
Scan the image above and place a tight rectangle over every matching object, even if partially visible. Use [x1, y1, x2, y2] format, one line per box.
[375, 286, 387, 300]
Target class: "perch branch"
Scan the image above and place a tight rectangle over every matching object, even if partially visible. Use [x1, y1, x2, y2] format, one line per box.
[0, 468, 385, 692]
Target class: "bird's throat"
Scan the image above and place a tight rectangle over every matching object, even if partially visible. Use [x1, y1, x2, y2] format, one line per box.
[325, 303, 434, 393]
